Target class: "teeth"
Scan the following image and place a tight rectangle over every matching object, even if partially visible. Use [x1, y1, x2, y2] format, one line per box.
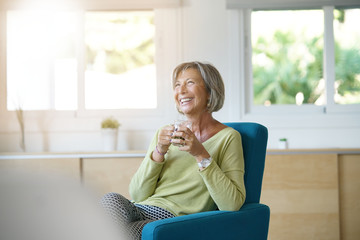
[180, 98, 191, 104]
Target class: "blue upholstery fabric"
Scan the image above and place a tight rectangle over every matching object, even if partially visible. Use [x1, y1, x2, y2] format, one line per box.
[224, 122, 268, 204]
[142, 122, 270, 240]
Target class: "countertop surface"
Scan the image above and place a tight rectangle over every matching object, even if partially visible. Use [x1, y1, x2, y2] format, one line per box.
[1, 148, 360, 160]
[0, 151, 147, 160]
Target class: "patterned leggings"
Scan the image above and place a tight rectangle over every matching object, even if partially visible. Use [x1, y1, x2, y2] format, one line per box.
[100, 192, 175, 240]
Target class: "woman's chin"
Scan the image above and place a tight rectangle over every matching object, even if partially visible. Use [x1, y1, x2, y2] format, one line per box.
[179, 108, 190, 115]
[179, 105, 205, 116]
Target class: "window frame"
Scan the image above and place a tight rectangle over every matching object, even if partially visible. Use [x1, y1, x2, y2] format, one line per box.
[229, 6, 360, 117]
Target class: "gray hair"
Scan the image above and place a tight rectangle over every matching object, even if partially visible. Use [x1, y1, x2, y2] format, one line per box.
[172, 61, 225, 113]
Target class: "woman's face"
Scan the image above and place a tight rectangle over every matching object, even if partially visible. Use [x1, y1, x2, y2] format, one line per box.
[173, 68, 210, 116]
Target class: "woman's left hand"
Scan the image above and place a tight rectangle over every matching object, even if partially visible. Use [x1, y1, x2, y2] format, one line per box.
[171, 125, 209, 159]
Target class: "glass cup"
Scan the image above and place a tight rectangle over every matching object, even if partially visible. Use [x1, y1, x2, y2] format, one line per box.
[174, 119, 192, 131]
[172, 119, 192, 147]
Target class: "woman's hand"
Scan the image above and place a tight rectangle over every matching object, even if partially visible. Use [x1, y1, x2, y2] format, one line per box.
[152, 125, 175, 162]
[171, 125, 209, 160]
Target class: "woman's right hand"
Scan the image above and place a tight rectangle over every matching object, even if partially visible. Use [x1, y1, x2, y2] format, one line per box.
[152, 125, 175, 162]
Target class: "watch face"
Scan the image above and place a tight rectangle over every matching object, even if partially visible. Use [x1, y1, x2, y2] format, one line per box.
[201, 157, 212, 168]
[203, 159, 210, 164]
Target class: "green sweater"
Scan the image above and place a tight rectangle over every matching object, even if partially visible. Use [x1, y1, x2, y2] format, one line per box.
[129, 126, 246, 216]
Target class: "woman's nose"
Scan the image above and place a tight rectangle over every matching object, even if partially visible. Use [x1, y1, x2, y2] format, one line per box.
[179, 83, 187, 93]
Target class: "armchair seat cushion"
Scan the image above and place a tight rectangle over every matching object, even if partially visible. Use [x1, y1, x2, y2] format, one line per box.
[142, 203, 270, 240]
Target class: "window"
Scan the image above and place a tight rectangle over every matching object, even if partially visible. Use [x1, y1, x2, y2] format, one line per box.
[251, 10, 324, 106]
[333, 8, 360, 105]
[227, 4, 360, 114]
[6, 9, 155, 111]
[6, 10, 78, 110]
[84, 11, 156, 110]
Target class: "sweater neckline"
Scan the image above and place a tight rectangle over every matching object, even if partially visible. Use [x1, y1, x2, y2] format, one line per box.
[202, 126, 230, 144]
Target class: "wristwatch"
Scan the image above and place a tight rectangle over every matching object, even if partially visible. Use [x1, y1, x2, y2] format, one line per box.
[198, 157, 212, 168]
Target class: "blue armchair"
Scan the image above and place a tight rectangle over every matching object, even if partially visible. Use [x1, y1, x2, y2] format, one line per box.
[142, 122, 270, 240]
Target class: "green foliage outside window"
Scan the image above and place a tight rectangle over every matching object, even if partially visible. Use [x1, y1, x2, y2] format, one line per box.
[85, 12, 155, 75]
[253, 31, 323, 105]
[252, 10, 360, 106]
[335, 45, 360, 101]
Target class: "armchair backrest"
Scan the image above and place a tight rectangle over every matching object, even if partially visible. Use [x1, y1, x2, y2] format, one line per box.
[224, 122, 268, 204]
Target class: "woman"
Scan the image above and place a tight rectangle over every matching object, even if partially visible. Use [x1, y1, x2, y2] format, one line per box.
[101, 61, 246, 239]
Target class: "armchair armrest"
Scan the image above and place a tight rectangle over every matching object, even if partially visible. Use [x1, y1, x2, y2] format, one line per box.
[142, 203, 270, 240]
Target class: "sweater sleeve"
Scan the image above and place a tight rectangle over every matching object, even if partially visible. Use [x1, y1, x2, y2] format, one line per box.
[199, 130, 246, 211]
[129, 130, 165, 202]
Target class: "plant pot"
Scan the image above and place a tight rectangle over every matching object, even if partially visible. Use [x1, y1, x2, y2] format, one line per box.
[101, 128, 118, 151]
[278, 139, 288, 149]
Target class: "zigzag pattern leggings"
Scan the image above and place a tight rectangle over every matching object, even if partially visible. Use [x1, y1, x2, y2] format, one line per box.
[100, 192, 175, 240]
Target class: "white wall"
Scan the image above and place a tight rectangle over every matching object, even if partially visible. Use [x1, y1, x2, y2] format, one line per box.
[0, 0, 359, 153]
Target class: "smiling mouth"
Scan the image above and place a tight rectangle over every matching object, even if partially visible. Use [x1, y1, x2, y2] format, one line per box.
[180, 98, 192, 105]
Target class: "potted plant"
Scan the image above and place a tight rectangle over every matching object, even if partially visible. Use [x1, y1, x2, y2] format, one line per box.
[101, 117, 120, 151]
[278, 138, 288, 149]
